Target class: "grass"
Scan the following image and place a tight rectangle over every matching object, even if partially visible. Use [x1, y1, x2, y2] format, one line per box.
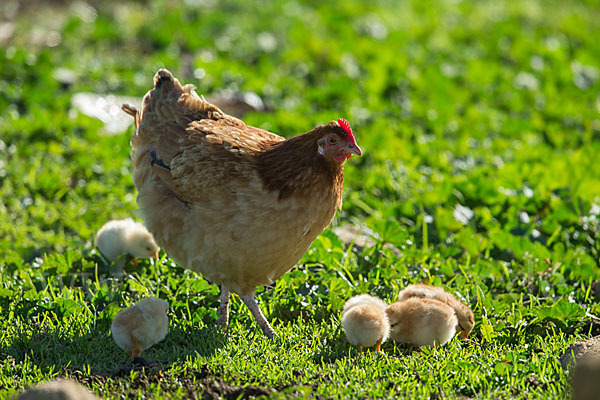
[1, 0, 600, 398]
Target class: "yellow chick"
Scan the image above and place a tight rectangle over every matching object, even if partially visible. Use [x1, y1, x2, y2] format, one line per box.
[341, 294, 390, 352]
[11, 379, 99, 400]
[111, 297, 169, 358]
[386, 298, 457, 347]
[96, 218, 160, 264]
[397, 284, 474, 339]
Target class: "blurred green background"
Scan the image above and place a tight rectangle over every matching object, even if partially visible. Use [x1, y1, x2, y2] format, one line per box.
[1, 0, 600, 398]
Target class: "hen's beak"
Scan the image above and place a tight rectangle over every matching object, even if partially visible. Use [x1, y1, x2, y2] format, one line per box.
[346, 143, 362, 157]
[459, 330, 469, 340]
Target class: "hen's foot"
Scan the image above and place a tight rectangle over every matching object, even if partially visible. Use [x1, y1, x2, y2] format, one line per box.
[240, 293, 276, 339]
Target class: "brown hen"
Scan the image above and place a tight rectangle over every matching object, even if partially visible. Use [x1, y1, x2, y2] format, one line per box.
[122, 69, 361, 338]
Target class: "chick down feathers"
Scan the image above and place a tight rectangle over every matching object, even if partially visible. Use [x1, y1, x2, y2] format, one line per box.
[96, 218, 159, 262]
[111, 297, 169, 357]
[386, 298, 457, 347]
[341, 294, 390, 348]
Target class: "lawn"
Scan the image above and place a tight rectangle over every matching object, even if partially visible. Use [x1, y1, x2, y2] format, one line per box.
[1, 0, 600, 398]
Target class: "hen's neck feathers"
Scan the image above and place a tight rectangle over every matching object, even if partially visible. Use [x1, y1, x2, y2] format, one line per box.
[256, 124, 345, 202]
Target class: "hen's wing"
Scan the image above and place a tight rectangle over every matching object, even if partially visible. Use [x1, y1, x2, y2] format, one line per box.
[126, 69, 283, 204]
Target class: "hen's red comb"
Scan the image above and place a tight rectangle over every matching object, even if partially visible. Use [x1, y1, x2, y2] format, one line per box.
[337, 118, 356, 144]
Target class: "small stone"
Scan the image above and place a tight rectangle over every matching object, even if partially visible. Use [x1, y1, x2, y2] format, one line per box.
[11, 379, 99, 400]
[591, 281, 600, 302]
[573, 356, 600, 400]
[560, 335, 600, 370]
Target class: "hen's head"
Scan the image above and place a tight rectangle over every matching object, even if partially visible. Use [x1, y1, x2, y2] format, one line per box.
[317, 119, 362, 163]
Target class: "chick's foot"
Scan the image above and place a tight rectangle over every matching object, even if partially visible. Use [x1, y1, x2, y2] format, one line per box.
[129, 333, 142, 358]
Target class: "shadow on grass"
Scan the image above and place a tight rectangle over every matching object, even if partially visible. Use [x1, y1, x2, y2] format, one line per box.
[1, 320, 295, 399]
[311, 335, 420, 364]
[0, 321, 227, 377]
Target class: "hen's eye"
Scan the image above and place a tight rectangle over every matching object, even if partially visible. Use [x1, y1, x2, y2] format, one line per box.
[328, 137, 337, 144]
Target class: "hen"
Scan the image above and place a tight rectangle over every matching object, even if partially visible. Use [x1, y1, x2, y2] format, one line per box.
[122, 69, 361, 338]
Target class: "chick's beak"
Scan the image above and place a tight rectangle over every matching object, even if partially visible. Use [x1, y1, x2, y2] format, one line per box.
[459, 330, 469, 340]
[153, 251, 159, 260]
[346, 142, 362, 157]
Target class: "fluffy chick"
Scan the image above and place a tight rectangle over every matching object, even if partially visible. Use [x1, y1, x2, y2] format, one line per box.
[111, 297, 169, 358]
[11, 379, 99, 400]
[398, 284, 474, 339]
[96, 218, 159, 264]
[341, 294, 390, 352]
[386, 298, 457, 347]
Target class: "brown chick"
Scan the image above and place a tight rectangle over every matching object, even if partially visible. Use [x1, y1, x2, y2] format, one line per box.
[341, 294, 390, 352]
[11, 379, 99, 400]
[111, 297, 169, 358]
[122, 69, 362, 338]
[398, 284, 474, 339]
[386, 298, 458, 347]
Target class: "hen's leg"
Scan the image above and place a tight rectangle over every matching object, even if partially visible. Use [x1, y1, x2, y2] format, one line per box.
[217, 285, 230, 329]
[240, 293, 275, 339]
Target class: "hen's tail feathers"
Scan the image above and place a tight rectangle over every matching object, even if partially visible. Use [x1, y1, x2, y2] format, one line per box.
[122, 104, 140, 161]
[145, 69, 226, 125]
[129, 69, 244, 157]
[121, 104, 140, 128]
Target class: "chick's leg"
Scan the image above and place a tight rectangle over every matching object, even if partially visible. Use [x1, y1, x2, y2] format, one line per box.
[217, 285, 230, 330]
[240, 293, 275, 339]
[129, 333, 142, 358]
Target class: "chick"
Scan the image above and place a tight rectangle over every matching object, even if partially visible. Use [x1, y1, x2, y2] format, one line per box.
[11, 379, 99, 400]
[386, 298, 457, 347]
[95, 218, 160, 264]
[398, 284, 474, 339]
[341, 294, 390, 352]
[111, 297, 169, 358]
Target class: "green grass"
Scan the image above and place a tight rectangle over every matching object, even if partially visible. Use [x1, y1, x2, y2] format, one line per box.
[1, 0, 600, 398]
